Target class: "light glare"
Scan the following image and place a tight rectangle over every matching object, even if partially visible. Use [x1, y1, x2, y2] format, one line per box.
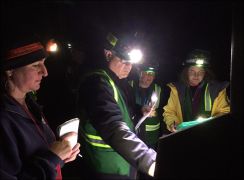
[128, 49, 143, 63]
[49, 43, 58, 52]
[196, 59, 204, 65]
[151, 92, 158, 103]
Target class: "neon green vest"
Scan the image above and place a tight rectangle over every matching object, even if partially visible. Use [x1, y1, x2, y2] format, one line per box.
[81, 69, 134, 176]
[130, 81, 161, 146]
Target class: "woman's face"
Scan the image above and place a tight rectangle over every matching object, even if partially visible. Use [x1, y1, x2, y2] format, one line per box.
[9, 59, 48, 94]
[187, 66, 205, 86]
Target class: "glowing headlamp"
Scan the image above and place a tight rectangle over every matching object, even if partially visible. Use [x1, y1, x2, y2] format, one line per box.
[184, 58, 209, 67]
[143, 67, 156, 75]
[107, 33, 143, 64]
[127, 49, 143, 63]
[184, 49, 210, 67]
[196, 59, 204, 65]
[195, 59, 204, 66]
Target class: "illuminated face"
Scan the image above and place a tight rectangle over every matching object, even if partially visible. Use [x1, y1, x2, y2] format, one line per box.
[9, 59, 48, 93]
[109, 56, 132, 79]
[187, 66, 205, 86]
[139, 71, 155, 88]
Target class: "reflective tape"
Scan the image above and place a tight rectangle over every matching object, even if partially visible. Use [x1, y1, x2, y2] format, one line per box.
[204, 83, 212, 111]
[85, 133, 112, 148]
[146, 123, 160, 131]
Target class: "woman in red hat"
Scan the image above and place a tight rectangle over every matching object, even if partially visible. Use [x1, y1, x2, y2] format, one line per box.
[0, 39, 80, 180]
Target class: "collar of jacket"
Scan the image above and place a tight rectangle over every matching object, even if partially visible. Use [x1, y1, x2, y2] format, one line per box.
[105, 67, 117, 77]
[2, 94, 41, 119]
[105, 67, 125, 85]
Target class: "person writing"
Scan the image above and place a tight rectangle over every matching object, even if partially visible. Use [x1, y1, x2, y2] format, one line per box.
[163, 49, 230, 132]
[130, 63, 169, 150]
[0, 36, 80, 179]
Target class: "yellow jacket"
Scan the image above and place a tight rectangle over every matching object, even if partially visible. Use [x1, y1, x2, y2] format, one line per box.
[163, 82, 230, 130]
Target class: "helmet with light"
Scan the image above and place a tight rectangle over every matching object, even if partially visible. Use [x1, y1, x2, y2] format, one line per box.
[106, 33, 143, 64]
[183, 49, 210, 67]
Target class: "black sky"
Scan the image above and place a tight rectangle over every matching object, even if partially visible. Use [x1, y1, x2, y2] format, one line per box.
[1, 1, 232, 83]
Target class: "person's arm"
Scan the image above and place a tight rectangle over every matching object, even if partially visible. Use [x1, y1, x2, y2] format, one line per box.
[162, 86, 180, 132]
[157, 84, 171, 135]
[82, 76, 156, 175]
[212, 88, 230, 116]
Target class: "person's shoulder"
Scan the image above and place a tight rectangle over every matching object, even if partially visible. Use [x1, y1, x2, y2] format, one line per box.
[0, 106, 16, 127]
[0, 95, 14, 111]
[82, 69, 105, 82]
[164, 81, 187, 95]
[209, 80, 229, 90]
[164, 81, 179, 88]
[80, 69, 113, 93]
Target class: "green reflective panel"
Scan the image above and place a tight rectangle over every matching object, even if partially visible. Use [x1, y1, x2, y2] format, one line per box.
[176, 117, 212, 131]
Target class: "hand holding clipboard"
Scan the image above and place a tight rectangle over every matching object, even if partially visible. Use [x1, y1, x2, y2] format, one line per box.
[57, 118, 80, 148]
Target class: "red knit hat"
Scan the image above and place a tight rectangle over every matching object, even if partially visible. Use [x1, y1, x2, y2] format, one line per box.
[2, 40, 47, 70]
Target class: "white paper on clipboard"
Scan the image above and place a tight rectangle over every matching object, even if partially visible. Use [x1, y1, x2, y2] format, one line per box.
[57, 118, 80, 148]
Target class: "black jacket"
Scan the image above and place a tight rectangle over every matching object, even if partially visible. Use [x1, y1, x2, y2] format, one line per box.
[77, 68, 156, 179]
[0, 94, 63, 180]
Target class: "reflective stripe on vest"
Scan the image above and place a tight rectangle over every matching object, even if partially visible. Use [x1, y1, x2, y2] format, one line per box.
[82, 70, 122, 149]
[93, 70, 119, 102]
[204, 83, 212, 111]
[108, 76, 118, 102]
[154, 84, 161, 108]
[85, 133, 112, 148]
[146, 122, 160, 131]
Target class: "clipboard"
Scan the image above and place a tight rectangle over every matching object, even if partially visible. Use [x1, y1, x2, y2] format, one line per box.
[57, 118, 80, 148]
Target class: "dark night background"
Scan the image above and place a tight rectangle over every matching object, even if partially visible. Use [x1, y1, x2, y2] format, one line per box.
[2, 1, 240, 179]
[1, 1, 232, 82]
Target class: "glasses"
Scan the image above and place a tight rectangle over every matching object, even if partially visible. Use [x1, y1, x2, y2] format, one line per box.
[145, 72, 155, 76]
[188, 71, 205, 77]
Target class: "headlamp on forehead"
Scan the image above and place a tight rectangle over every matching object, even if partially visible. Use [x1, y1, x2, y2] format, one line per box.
[183, 49, 210, 67]
[184, 57, 209, 67]
[195, 59, 204, 66]
[127, 49, 143, 63]
[142, 66, 156, 76]
[107, 33, 143, 64]
[144, 71, 155, 76]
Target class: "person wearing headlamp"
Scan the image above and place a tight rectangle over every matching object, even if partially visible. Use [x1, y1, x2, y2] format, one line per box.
[77, 33, 156, 179]
[130, 62, 169, 150]
[163, 49, 230, 132]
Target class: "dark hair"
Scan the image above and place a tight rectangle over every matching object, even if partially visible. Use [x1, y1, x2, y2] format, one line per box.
[0, 68, 8, 106]
[179, 66, 215, 85]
